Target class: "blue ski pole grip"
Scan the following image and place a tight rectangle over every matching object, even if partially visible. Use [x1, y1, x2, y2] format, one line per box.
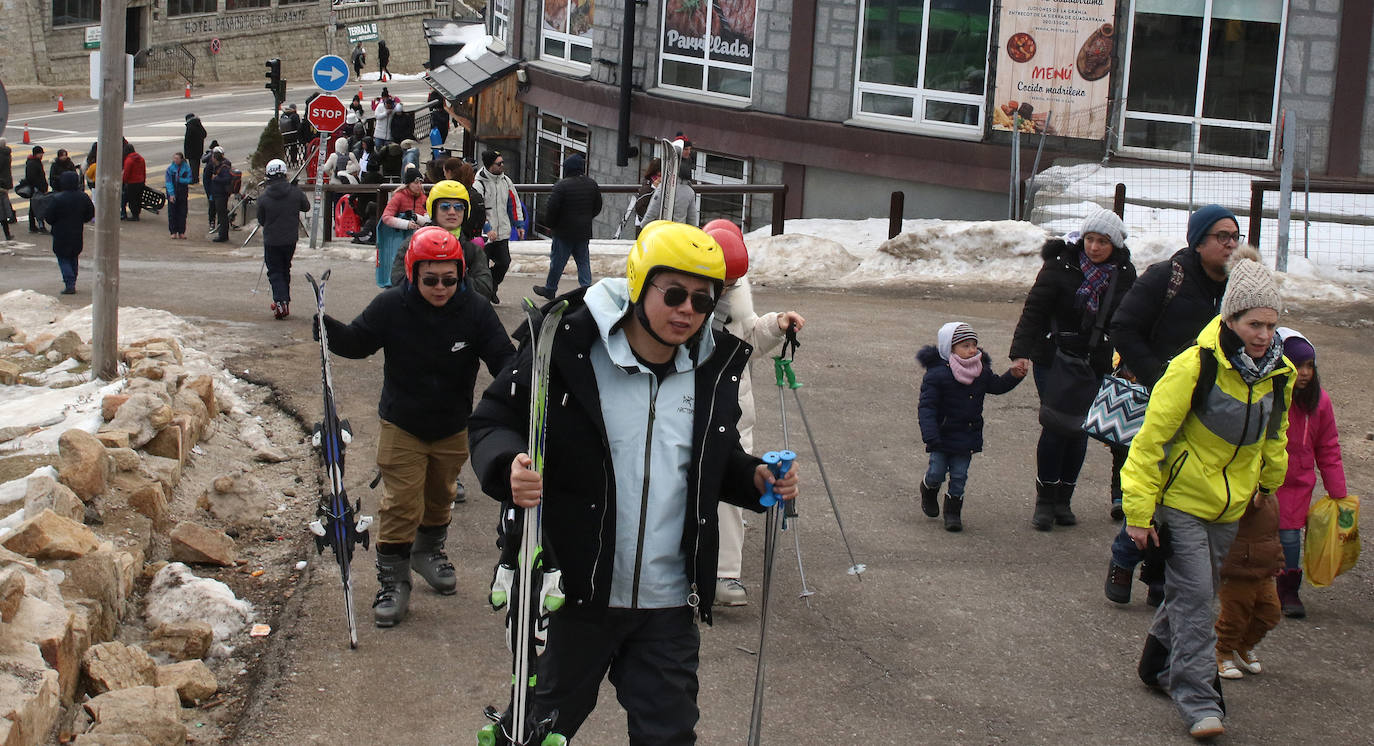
[758, 450, 796, 507]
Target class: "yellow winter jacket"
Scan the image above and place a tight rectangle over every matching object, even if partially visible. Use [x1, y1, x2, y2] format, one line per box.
[1122, 316, 1293, 527]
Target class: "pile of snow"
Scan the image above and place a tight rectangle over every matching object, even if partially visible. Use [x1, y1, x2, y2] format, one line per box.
[145, 562, 254, 645]
[356, 72, 425, 83]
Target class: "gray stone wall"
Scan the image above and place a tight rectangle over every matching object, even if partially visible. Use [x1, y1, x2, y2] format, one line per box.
[0, 0, 54, 92]
[810, 0, 859, 122]
[751, 0, 789, 114]
[1279, 0, 1341, 174]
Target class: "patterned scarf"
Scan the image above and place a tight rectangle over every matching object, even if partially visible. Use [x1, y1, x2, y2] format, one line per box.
[1077, 250, 1113, 314]
[948, 350, 984, 385]
[1228, 334, 1285, 385]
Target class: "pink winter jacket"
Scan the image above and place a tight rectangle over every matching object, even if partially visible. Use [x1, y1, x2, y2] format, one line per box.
[1275, 388, 1346, 529]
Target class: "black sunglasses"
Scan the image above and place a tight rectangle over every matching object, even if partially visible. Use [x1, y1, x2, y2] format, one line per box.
[420, 276, 459, 287]
[650, 282, 716, 314]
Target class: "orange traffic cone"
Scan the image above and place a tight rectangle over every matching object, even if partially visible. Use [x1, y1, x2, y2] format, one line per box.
[55, 95, 64, 112]
[185, 82, 191, 98]
[357, 85, 364, 100]
[22, 124, 30, 144]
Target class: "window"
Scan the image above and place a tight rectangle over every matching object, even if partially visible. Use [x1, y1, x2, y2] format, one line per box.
[1120, 0, 1285, 163]
[279, 0, 314, 6]
[689, 149, 751, 227]
[167, 0, 216, 15]
[225, 0, 269, 9]
[659, 0, 757, 99]
[533, 113, 591, 233]
[853, 0, 992, 135]
[490, 0, 513, 48]
[541, 0, 593, 67]
[52, 0, 99, 27]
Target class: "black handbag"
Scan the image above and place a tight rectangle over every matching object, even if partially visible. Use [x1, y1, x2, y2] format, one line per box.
[15, 179, 35, 199]
[1037, 267, 1122, 436]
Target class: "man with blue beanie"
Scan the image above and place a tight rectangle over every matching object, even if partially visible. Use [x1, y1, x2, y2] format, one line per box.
[1103, 204, 1240, 605]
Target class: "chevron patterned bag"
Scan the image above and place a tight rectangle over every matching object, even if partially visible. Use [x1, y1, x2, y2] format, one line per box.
[1082, 375, 1150, 446]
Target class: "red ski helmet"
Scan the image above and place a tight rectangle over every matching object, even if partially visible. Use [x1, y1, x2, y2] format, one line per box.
[406, 225, 464, 282]
[706, 227, 749, 284]
[702, 218, 744, 242]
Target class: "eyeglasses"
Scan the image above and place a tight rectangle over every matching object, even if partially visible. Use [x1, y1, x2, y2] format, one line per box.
[650, 283, 716, 314]
[420, 276, 459, 287]
[492, 160, 504, 167]
[1207, 231, 1244, 244]
[434, 201, 465, 212]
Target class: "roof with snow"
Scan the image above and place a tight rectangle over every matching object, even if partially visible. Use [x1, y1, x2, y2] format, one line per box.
[422, 32, 519, 102]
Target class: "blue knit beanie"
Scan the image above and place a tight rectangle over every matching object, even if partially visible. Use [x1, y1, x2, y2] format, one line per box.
[1186, 204, 1238, 250]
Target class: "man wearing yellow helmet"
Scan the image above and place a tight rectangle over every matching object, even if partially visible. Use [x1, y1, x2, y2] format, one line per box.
[470, 220, 800, 743]
[387, 179, 496, 301]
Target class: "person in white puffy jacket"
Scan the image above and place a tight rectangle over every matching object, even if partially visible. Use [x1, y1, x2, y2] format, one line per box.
[705, 221, 806, 607]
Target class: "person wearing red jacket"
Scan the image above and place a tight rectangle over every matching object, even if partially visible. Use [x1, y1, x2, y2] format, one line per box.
[121, 145, 147, 221]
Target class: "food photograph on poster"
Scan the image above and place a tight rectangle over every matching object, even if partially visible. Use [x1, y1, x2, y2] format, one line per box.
[992, 0, 1118, 139]
[544, 0, 593, 35]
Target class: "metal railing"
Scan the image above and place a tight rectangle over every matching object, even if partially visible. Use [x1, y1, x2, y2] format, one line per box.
[132, 43, 197, 87]
[318, 182, 788, 243]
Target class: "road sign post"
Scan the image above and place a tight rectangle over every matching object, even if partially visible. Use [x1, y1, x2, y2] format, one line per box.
[307, 94, 347, 249]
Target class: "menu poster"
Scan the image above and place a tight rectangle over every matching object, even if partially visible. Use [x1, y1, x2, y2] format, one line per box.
[992, 0, 1119, 140]
[662, 0, 756, 66]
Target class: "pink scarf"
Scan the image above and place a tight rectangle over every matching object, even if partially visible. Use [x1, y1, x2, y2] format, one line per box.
[948, 351, 983, 385]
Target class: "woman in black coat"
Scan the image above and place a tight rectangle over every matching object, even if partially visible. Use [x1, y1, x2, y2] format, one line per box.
[1010, 209, 1137, 530]
[45, 172, 95, 294]
[24, 146, 49, 233]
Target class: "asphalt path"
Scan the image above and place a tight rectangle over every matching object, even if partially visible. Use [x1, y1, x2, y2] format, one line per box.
[1, 223, 1371, 745]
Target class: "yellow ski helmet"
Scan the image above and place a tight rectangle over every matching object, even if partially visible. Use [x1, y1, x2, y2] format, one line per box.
[626, 220, 727, 303]
[426, 179, 470, 220]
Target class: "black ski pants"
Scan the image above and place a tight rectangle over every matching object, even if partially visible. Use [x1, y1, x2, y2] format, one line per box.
[534, 606, 699, 744]
[486, 238, 511, 289]
[264, 242, 296, 303]
[213, 193, 230, 240]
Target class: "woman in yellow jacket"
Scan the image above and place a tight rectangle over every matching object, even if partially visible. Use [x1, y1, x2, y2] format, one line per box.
[1121, 247, 1292, 742]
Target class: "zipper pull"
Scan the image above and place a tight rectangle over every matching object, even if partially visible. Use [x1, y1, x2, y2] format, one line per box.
[687, 583, 700, 608]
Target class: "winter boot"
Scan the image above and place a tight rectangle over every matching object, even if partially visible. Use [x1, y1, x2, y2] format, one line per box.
[1031, 480, 1058, 531]
[1278, 568, 1306, 618]
[1104, 562, 1132, 604]
[919, 479, 940, 518]
[411, 523, 458, 595]
[373, 548, 413, 627]
[1139, 558, 1166, 607]
[942, 495, 963, 532]
[1054, 481, 1078, 526]
[1137, 633, 1170, 690]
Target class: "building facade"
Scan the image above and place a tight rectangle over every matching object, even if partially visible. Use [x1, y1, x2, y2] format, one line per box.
[490, 0, 1373, 231]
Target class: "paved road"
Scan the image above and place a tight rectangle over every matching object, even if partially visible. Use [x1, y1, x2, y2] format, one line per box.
[1, 226, 1371, 745]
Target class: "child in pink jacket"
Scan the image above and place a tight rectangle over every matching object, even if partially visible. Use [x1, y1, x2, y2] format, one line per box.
[1275, 329, 1347, 619]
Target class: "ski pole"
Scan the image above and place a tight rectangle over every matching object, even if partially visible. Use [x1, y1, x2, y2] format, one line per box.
[778, 326, 867, 578]
[747, 451, 792, 746]
[773, 354, 815, 601]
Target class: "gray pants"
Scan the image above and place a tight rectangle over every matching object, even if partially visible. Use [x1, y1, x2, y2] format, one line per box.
[1148, 505, 1239, 725]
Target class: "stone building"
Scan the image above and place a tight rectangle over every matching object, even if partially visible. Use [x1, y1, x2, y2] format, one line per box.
[0, 0, 475, 100]
[481, 0, 1373, 230]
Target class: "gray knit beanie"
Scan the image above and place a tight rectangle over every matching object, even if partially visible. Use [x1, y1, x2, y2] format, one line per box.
[1080, 208, 1127, 248]
[1219, 246, 1281, 319]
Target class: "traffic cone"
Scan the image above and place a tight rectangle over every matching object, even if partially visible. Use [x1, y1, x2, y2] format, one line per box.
[55, 95, 64, 113]
[357, 85, 363, 100]
[184, 82, 191, 98]
[22, 124, 30, 144]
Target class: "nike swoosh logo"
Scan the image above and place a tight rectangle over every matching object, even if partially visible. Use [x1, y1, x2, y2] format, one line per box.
[451, 341, 468, 352]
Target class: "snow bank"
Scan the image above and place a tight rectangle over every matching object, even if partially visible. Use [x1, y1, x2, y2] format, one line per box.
[145, 562, 254, 643]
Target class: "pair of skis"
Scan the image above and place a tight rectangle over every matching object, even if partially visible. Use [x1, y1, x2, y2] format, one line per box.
[479, 298, 569, 746]
[305, 271, 374, 649]
[656, 138, 683, 223]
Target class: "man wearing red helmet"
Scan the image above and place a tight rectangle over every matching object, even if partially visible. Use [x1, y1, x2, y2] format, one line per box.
[317, 226, 515, 627]
[703, 219, 807, 608]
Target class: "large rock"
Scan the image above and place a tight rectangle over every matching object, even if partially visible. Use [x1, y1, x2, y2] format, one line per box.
[197, 472, 270, 526]
[0, 358, 20, 385]
[82, 642, 157, 695]
[24, 475, 85, 523]
[2, 509, 100, 560]
[0, 641, 62, 746]
[106, 448, 141, 472]
[10, 591, 81, 703]
[168, 523, 236, 566]
[131, 338, 184, 365]
[50, 330, 84, 360]
[139, 456, 181, 495]
[101, 394, 130, 421]
[82, 685, 186, 745]
[58, 429, 114, 500]
[144, 621, 213, 661]
[141, 425, 185, 464]
[23, 332, 56, 355]
[181, 376, 216, 421]
[95, 429, 132, 449]
[172, 389, 210, 440]
[56, 548, 129, 644]
[123, 377, 174, 405]
[155, 660, 217, 705]
[126, 481, 169, 528]
[107, 393, 173, 450]
[0, 567, 25, 622]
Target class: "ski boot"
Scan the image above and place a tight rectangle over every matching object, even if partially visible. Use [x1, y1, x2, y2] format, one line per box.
[411, 523, 458, 595]
[942, 494, 963, 532]
[918, 479, 940, 518]
[374, 549, 413, 627]
[1054, 481, 1078, 526]
[1031, 480, 1057, 531]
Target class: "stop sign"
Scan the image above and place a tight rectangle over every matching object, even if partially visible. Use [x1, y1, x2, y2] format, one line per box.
[307, 94, 347, 132]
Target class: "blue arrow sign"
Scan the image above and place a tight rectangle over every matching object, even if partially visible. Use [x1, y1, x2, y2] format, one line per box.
[312, 55, 350, 92]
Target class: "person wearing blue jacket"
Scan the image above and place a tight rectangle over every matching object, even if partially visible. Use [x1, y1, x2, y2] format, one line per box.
[164, 152, 194, 239]
[916, 322, 1026, 530]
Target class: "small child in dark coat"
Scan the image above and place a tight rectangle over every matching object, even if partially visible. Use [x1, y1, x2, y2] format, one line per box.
[917, 322, 1025, 531]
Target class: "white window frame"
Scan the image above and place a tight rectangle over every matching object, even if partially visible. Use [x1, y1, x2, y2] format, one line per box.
[687, 148, 751, 226]
[489, 0, 513, 48]
[532, 111, 591, 234]
[657, 4, 757, 102]
[850, 0, 993, 140]
[540, 0, 593, 70]
[1117, 0, 1289, 167]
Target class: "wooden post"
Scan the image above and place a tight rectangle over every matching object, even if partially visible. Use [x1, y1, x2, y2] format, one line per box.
[92, 0, 127, 381]
[888, 191, 904, 239]
[1113, 183, 1125, 218]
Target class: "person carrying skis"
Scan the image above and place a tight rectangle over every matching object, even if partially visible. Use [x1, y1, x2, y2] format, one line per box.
[316, 226, 515, 627]
[469, 220, 801, 744]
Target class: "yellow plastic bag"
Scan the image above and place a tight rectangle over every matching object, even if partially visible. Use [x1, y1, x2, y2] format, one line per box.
[1304, 495, 1360, 587]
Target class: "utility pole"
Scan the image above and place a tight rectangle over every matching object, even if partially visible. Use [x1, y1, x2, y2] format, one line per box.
[92, 0, 127, 381]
